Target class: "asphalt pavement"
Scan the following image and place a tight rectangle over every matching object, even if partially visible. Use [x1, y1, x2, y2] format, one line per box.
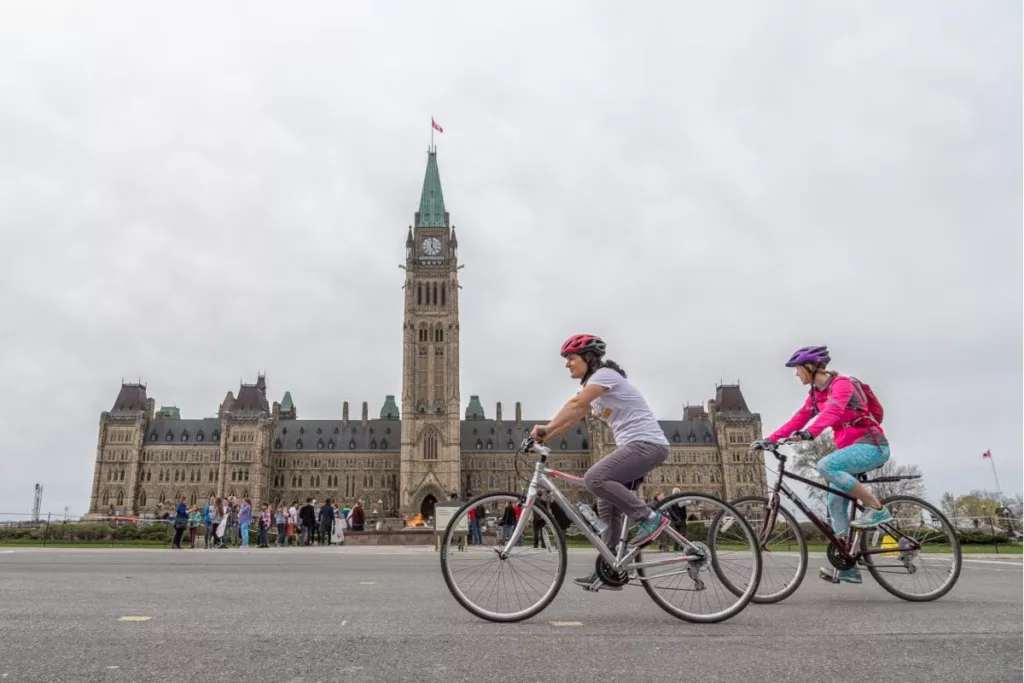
[0, 546, 1020, 683]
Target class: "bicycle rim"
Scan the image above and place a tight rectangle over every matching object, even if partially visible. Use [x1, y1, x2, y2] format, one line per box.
[440, 492, 567, 622]
[638, 492, 762, 623]
[726, 496, 807, 604]
[859, 495, 962, 601]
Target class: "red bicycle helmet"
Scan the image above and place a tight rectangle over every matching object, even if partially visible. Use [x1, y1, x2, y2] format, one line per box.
[560, 334, 606, 358]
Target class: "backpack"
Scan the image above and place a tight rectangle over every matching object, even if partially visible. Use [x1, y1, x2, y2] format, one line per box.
[809, 376, 883, 426]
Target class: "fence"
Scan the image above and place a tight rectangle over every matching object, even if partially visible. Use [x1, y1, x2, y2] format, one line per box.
[0, 510, 1021, 551]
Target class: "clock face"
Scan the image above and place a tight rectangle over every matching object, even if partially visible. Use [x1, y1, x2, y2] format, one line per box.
[422, 237, 442, 256]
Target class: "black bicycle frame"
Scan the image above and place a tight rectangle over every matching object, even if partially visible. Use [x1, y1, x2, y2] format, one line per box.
[763, 449, 919, 559]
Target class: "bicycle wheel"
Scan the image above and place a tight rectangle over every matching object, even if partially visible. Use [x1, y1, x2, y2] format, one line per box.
[440, 492, 567, 622]
[639, 492, 761, 623]
[858, 494, 961, 601]
[725, 496, 807, 604]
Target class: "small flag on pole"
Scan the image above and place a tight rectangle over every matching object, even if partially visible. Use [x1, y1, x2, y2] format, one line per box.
[982, 450, 991, 459]
[432, 117, 444, 133]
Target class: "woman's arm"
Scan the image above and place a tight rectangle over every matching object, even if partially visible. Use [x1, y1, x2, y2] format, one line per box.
[533, 384, 607, 441]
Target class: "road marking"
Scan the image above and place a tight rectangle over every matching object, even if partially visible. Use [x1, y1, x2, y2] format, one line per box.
[118, 616, 152, 622]
[550, 621, 583, 627]
[341, 620, 347, 627]
[107, 666, 120, 670]
[359, 581, 376, 585]
[964, 559, 1023, 566]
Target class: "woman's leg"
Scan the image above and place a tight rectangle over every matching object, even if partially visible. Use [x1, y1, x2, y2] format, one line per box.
[816, 443, 891, 535]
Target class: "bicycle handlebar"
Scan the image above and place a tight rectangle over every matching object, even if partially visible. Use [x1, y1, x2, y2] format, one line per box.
[520, 435, 551, 457]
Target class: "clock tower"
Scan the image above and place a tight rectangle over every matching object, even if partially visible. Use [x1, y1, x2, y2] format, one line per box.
[399, 148, 462, 518]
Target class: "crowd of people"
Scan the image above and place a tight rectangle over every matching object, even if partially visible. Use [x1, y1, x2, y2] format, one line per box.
[168, 495, 366, 549]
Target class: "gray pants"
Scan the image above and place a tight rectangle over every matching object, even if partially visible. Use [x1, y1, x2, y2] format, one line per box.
[583, 441, 670, 550]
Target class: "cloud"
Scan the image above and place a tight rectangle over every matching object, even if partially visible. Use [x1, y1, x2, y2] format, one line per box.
[0, 0, 1019, 515]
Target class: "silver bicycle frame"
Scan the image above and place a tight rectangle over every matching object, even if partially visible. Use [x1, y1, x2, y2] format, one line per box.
[497, 445, 700, 580]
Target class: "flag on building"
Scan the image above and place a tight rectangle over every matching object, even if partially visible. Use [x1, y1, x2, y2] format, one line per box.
[432, 117, 444, 133]
[982, 450, 991, 459]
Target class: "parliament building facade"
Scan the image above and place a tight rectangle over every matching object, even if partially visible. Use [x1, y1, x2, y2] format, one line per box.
[88, 150, 767, 520]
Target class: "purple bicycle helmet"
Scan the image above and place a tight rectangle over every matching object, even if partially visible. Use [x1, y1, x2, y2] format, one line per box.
[785, 345, 830, 368]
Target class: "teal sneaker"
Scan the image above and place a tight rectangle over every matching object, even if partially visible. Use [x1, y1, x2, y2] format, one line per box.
[628, 511, 670, 547]
[572, 570, 622, 592]
[851, 506, 893, 529]
[818, 567, 862, 584]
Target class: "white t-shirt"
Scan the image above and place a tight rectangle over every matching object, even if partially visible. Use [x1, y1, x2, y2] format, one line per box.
[585, 368, 669, 447]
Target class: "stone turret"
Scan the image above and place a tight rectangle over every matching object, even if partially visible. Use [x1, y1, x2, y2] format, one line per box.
[495, 402, 503, 426]
[515, 401, 522, 424]
[361, 401, 368, 426]
[343, 401, 349, 423]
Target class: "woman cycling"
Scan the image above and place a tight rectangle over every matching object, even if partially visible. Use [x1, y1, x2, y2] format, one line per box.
[530, 334, 670, 591]
[752, 345, 892, 585]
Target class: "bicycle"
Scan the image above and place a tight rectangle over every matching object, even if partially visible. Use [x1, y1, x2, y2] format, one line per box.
[439, 435, 763, 623]
[723, 439, 962, 604]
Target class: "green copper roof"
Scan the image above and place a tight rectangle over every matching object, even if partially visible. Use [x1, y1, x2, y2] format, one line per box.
[280, 392, 294, 411]
[416, 150, 447, 228]
[379, 395, 400, 419]
[465, 395, 486, 420]
[159, 406, 180, 419]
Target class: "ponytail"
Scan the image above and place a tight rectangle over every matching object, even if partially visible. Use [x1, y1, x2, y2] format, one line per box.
[580, 352, 628, 385]
[601, 359, 627, 378]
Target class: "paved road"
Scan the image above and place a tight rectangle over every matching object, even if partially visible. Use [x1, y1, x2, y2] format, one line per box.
[0, 547, 1020, 683]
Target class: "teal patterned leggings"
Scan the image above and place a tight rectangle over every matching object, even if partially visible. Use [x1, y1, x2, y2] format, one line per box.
[816, 443, 890, 535]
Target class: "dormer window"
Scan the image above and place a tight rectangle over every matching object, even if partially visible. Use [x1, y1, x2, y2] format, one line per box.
[486, 440, 493, 450]
[296, 439, 304, 449]
[316, 427, 322, 435]
[688, 432, 697, 443]
[475, 439, 482, 450]
[328, 440, 335, 449]
[282, 427, 288, 435]
[370, 439, 377, 450]
[299, 427, 305, 435]
[150, 432, 157, 441]
[380, 439, 388, 449]
[317, 439, 324, 449]
[333, 427, 340, 435]
[212, 431, 220, 442]
[165, 432, 173, 442]
[704, 433, 712, 443]
[181, 432, 189, 442]
[349, 440, 356, 449]
[197, 431, 204, 442]
[560, 439, 567, 450]
[581, 438, 589, 450]
[274, 438, 282, 449]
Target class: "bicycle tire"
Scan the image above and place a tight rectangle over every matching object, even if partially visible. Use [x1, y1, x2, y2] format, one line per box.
[858, 494, 962, 602]
[439, 491, 567, 622]
[725, 495, 807, 604]
[640, 492, 762, 623]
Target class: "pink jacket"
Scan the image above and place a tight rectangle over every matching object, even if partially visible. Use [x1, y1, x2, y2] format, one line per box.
[768, 376, 885, 450]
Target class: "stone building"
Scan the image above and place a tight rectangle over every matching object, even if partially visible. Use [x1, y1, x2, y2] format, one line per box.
[88, 149, 767, 520]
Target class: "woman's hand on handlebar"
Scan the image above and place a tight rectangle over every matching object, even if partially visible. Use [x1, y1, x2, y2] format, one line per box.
[530, 424, 549, 442]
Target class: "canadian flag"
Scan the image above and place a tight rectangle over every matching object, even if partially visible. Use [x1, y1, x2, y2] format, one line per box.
[432, 117, 444, 133]
[982, 450, 991, 459]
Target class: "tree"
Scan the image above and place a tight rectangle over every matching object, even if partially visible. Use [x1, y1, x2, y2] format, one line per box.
[789, 429, 836, 515]
[939, 492, 960, 519]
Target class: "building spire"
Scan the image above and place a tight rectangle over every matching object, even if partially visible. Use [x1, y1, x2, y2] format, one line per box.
[416, 149, 447, 228]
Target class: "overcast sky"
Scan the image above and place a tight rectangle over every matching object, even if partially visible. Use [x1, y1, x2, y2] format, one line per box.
[0, 1, 1020, 516]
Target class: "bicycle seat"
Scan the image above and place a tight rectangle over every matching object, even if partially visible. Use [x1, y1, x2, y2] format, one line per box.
[626, 477, 644, 491]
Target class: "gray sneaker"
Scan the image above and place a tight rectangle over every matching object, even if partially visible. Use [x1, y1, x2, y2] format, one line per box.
[573, 570, 623, 591]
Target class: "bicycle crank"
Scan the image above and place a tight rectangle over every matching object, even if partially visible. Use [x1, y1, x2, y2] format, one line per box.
[826, 542, 857, 571]
[595, 557, 630, 588]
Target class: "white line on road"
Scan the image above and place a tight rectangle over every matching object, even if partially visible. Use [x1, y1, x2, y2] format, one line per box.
[963, 559, 1022, 567]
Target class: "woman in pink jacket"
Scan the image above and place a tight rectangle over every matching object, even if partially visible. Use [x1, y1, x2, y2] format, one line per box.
[752, 345, 892, 584]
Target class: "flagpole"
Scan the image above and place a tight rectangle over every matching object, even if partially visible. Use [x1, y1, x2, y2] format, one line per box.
[430, 117, 434, 151]
[988, 451, 1002, 498]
